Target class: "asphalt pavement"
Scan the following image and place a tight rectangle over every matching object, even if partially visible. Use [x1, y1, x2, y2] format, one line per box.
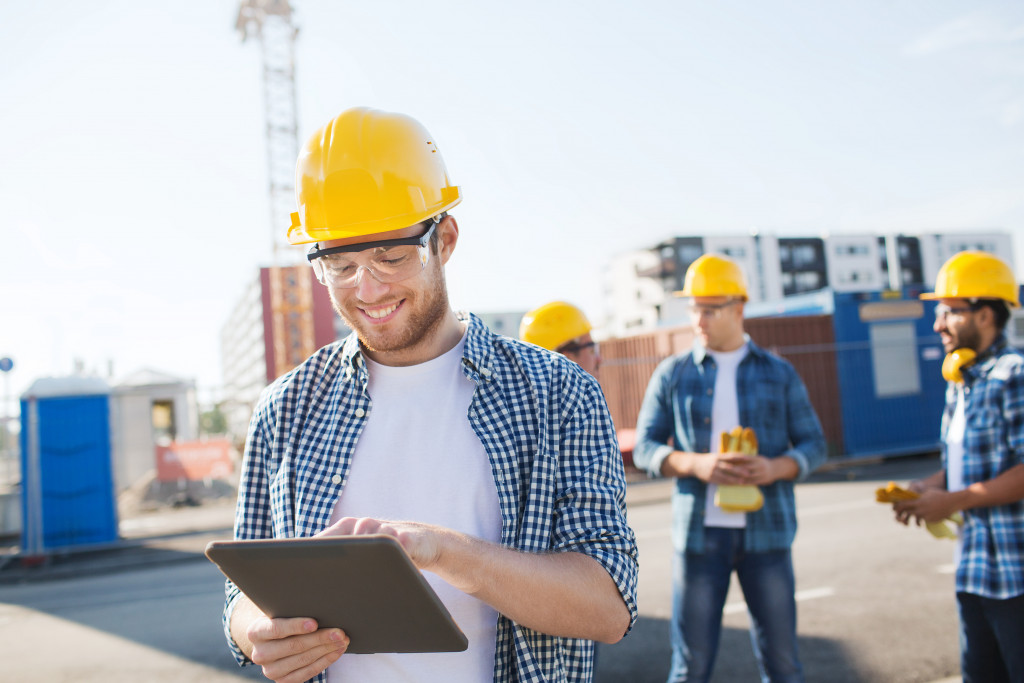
[0, 454, 962, 683]
[0, 452, 939, 585]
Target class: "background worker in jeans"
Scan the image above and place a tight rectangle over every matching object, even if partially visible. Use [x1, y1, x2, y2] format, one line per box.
[633, 254, 826, 683]
[520, 301, 602, 379]
[892, 251, 1024, 683]
[222, 107, 638, 683]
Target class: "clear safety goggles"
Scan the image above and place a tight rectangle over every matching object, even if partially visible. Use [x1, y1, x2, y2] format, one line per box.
[558, 340, 598, 355]
[933, 302, 978, 322]
[306, 220, 437, 288]
[687, 299, 740, 320]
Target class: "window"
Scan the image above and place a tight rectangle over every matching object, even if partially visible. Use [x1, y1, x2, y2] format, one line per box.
[792, 245, 817, 266]
[678, 245, 703, 262]
[870, 323, 921, 397]
[152, 400, 176, 445]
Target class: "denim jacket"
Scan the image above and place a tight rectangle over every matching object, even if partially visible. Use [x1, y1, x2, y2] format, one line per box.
[633, 337, 826, 553]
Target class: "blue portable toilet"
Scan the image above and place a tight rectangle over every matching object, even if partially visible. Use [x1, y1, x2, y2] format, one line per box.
[20, 376, 119, 554]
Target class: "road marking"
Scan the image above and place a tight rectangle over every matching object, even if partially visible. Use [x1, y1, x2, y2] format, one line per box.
[723, 586, 835, 615]
[936, 563, 956, 575]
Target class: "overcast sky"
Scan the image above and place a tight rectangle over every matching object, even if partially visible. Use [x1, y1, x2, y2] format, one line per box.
[1, 0, 1023, 406]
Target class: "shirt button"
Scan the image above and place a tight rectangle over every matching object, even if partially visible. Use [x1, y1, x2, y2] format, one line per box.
[704, 417, 710, 424]
[706, 389, 713, 396]
[331, 474, 342, 485]
[355, 408, 365, 418]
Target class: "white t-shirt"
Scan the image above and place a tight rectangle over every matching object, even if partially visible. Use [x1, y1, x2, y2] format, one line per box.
[946, 386, 966, 494]
[945, 385, 967, 557]
[327, 335, 502, 683]
[704, 343, 750, 528]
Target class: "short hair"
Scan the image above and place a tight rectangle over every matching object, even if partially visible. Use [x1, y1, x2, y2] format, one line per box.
[974, 299, 1010, 331]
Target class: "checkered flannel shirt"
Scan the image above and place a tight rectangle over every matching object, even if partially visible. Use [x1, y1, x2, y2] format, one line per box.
[943, 335, 1024, 600]
[222, 312, 639, 682]
[633, 338, 827, 553]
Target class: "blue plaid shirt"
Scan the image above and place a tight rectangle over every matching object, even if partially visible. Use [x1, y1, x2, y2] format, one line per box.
[633, 338, 826, 553]
[942, 335, 1024, 600]
[222, 313, 639, 682]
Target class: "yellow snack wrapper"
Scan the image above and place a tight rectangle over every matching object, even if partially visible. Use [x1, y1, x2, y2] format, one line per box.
[716, 427, 764, 513]
[875, 481, 963, 540]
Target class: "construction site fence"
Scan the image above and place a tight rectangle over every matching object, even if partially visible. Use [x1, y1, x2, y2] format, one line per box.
[598, 315, 942, 460]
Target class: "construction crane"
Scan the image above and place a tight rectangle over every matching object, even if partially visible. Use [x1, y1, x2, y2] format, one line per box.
[235, 0, 317, 379]
[235, 0, 300, 264]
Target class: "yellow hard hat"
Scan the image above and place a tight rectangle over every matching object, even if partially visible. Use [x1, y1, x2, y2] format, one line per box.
[519, 302, 593, 351]
[920, 251, 1019, 308]
[676, 254, 749, 300]
[287, 107, 462, 245]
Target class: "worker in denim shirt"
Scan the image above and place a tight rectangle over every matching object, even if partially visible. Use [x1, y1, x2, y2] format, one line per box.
[634, 254, 826, 683]
[893, 251, 1024, 683]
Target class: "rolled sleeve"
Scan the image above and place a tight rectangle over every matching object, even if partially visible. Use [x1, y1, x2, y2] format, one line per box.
[221, 392, 276, 667]
[780, 362, 826, 479]
[551, 378, 639, 633]
[634, 357, 681, 478]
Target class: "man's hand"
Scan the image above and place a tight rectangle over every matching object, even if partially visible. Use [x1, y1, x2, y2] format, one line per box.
[691, 452, 755, 485]
[247, 616, 348, 683]
[317, 517, 458, 587]
[318, 517, 631, 643]
[686, 451, 798, 486]
[893, 489, 961, 525]
[230, 596, 348, 683]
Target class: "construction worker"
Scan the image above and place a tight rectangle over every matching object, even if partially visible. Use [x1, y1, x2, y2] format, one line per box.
[891, 251, 1024, 682]
[519, 301, 601, 379]
[633, 253, 826, 683]
[221, 107, 637, 683]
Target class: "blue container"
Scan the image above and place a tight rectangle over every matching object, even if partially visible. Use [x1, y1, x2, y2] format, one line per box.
[749, 288, 948, 459]
[830, 291, 947, 458]
[20, 377, 118, 553]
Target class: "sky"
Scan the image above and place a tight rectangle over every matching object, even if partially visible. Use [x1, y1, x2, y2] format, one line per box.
[1, 0, 1023, 410]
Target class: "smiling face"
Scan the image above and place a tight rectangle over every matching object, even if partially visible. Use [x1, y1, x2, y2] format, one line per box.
[320, 217, 462, 366]
[933, 297, 983, 355]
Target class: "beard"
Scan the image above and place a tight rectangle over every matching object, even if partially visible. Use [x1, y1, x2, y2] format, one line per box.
[330, 263, 451, 357]
[947, 318, 982, 353]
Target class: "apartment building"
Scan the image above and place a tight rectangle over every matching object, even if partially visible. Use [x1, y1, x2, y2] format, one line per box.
[603, 231, 1015, 337]
[220, 265, 348, 437]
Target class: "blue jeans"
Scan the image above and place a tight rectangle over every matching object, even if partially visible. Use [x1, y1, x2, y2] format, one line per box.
[668, 527, 803, 683]
[958, 591, 1024, 683]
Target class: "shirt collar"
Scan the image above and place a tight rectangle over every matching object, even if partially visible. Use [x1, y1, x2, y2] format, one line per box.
[694, 333, 757, 364]
[335, 311, 495, 382]
[962, 333, 1009, 383]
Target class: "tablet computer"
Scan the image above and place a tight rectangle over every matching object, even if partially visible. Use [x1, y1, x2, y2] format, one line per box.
[205, 535, 468, 654]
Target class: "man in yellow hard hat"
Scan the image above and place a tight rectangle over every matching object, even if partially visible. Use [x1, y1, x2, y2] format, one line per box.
[633, 253, 826, 683]
[222, 107, 637, 683]
[891, 251, 1024, 682]
[520, 301, 601, 379]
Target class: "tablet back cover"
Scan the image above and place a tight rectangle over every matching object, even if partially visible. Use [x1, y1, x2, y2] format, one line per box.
[206, 535, 468, 654]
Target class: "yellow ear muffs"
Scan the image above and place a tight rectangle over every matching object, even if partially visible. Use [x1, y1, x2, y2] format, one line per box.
[942, 348, 977, 383]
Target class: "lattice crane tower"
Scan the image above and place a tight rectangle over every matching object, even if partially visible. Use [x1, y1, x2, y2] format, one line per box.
[235, 0, 317, 379]
[235, 0, 300, 263]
